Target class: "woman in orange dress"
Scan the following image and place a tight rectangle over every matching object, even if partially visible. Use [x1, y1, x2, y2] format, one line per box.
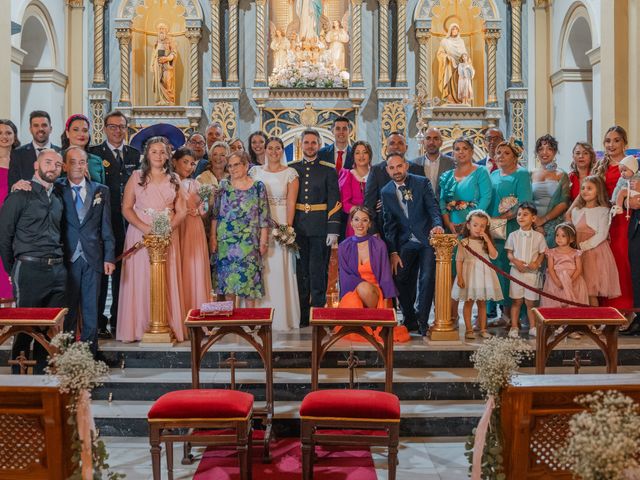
[338, 206, 409, 342]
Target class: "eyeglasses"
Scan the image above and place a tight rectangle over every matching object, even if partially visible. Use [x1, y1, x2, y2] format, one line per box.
[227, 162, 244, 169]
[188, 140, 206, 147]
[105, 125, 127, 131]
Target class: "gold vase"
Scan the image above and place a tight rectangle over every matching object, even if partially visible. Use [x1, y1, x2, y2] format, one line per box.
[429, 234, 459, 341]
[140, 234, 175, 345]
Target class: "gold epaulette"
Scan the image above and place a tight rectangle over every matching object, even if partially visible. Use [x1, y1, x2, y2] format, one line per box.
[319, 161, 335, 169]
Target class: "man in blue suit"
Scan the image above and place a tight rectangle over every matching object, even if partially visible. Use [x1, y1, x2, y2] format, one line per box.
[59, 147, 116, 355]
[317, 116, 354, 172]
[381, 153, 444, 335]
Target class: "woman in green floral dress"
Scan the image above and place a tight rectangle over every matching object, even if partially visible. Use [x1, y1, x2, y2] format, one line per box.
[210, 151, 270, 305]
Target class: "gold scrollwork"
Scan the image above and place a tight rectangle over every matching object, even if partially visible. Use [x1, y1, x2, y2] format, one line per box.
[90, 101, 106, 145]
[211, 102, 237, 139]
[261, 106, 357, 140]
[438, 124, 486, 151]
[380, 101, 406, 156]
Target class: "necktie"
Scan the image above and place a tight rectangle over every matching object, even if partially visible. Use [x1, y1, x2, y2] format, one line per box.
[115, 149, 122, 166]
[398, 185, 408, 204]
[36, 148, 44, 153]
[72, 185, 83, 214]
[336, 150, 344, 172]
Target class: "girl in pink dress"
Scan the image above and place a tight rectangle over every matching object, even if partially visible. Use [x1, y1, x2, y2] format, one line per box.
[117, 137, 187, 342]
[0, 120, 19, 299]
[570, 175, 621, 305]
[172, 147, 212, 312]
[339, 141, 372, 237]
[541, 223, 589, 308]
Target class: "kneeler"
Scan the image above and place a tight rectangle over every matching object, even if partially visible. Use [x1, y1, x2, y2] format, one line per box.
[300, 307, 401, 480]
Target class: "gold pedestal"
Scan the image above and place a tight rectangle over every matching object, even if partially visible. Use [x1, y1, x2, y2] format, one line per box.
[429, 234, 459, 341]
[140, 234, 175, 345]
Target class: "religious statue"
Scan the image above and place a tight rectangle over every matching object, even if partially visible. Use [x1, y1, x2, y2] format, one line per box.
[457, 53, 475, 105]
[296, 0, 322, 40]
[437, 23, 468, 104]
[150, 23, 177, 106]
[325, 20, 349, 71]
[270, 29, 291, 72]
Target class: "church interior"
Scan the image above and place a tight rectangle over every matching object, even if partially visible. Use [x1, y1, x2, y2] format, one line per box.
[3, 1, 640, 479]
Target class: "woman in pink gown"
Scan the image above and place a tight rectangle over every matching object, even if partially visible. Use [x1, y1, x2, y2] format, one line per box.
[117, 137, 187, 342]
[339, 141, 372, 237]
[172, 147, 212, 311]
[593, 126, 634, 311]
[0, 120, 19, 299]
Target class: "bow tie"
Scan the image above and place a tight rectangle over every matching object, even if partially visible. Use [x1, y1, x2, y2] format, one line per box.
[521, 230, 532, 238]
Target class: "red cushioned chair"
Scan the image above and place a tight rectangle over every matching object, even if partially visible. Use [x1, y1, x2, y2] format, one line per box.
[300, 307, 400, 480]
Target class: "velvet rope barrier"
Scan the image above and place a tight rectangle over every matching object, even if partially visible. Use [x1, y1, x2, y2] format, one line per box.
[114, 241, 143, 263]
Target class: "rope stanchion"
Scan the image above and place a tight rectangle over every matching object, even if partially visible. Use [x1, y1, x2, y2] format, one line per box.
[115, 241, 143, 263]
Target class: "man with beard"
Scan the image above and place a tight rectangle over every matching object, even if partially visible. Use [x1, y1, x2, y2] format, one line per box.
[0, 149, 66, 373]
[410, 127, 455, 197]
[381, 153, 443, 336]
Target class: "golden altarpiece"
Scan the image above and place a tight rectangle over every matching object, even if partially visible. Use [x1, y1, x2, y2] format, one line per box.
[87, 0, 528, 157]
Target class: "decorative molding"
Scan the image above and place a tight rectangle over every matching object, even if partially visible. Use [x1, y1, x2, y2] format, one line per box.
[261, 106, 357, 145]
[254, 0, 267, 84]
[207, 87, 242, 100]
[414, 0, 500, 26]
[227, 0, 239, 84]
[509, 0, 523, 84]
[185, 25, 202, 102]
[92, 0, 106, 84]
[380, 101, 406, 153]
[533, 0, 552, 7]
[115, 28, 132, 104]
[376, 87, 411, 101]
[210, 0, 222, 83]
[65, 0, 85, 8]
[210, 102, 237, 139]
[485, 29, 501, 105]
[268, 88, 350, 100]
[378, 0, 390, 84]
[20, 68, 68, 88]
[425, 106, 502, 122]
[396, 0, 408, 84]
[119, 105, 203, 128]
[416, 28, 431, 95]
[87, 87, 112, 101]
[350, 0, 363, 84]
[586, 47, 601, 67]
[118, 0, 202, 19]
[11, 46, 28, 66]
[510, 99, 525, 141]
[90, 99, 107, 144]
[550, 68, 593, 87]
[505, 87, 528, 101]
[347, 86, 367, 104]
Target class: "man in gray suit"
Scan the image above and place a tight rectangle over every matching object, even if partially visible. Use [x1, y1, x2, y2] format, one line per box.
[410, 127, 455, 198]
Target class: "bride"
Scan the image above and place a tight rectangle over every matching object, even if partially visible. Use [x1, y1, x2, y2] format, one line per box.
[249, 137, 301, 330]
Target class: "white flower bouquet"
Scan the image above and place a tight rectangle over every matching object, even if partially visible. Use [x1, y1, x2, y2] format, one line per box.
[145, 208, 172, 237]
[198, 183, 214, 203]
[268, 62, 349, 89]
[269, 219, 299, 252]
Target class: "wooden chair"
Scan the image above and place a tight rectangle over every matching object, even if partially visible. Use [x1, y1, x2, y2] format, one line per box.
[300, 307, 400, 480]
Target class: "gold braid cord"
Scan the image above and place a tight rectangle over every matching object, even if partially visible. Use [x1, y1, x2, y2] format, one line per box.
[396, 0, 407, 83]
[116, 29, 131, 102]
[186, 28, 201, 102]
[210, 0, 222, 82]
[228, 0, 239, 83]
[379, 0, 390, 83]
[255, 0, 267, 83]
[351, 0, 363, 83]
[92, 1, 105, 84]
[510, 0, 523, 83]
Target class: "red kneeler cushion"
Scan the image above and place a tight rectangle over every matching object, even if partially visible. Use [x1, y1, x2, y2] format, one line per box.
[300, 390, 401, 420]
[0, 308, 65, 321]
[148, 390, 254, 420]
[536, 307, 625, 321]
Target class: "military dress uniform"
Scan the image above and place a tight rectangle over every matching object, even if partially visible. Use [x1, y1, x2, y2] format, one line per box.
[291, 157, 341, 326]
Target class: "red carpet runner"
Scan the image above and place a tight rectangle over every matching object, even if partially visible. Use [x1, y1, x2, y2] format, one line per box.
[193, 438, 377, 479]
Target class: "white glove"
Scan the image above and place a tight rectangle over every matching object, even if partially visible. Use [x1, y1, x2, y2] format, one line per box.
[326, 234, 339, 247]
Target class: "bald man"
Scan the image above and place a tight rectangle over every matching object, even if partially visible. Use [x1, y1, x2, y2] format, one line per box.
[410, 127, 455, 197]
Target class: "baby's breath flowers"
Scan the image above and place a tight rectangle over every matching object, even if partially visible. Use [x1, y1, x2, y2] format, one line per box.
[554, 390, 640, 480]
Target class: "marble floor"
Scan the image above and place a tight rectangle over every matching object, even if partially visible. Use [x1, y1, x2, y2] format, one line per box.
[102, 436, 470, 480]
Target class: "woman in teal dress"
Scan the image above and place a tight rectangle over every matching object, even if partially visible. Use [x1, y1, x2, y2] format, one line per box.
[61, 114, 105, 184]
[210, 151, 270, 306]
[488, 138, 533, 306]
[530, 134, 570, 247]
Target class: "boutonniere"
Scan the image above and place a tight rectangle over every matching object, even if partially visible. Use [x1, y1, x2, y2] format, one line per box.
[93, 192, 103, 207]
[402, 189, 413, 202]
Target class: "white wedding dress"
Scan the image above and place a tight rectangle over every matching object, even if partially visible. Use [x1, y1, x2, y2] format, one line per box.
[250, 166, 301, 330]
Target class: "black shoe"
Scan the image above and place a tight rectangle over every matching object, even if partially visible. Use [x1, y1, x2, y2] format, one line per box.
[403, 321, 419, 332]
[98, 328, 113, 339]
[621, 319, 640, 336]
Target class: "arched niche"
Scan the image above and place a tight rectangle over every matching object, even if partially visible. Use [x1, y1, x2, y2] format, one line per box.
[118, 0, 203, 20]
[558, 2, 594, 70]
[19, 1, 60, 70]
[413, 0, 500, 24]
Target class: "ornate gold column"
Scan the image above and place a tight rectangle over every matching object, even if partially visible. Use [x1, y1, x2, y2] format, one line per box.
[228, 0, 239, 83]
[416, 28, 431, 94]
[210, 0, 222, 83]
[92, 0, 106, 84]
[486, 29, 501, 105]
[141, 235, 175, 344]
[378, 0, 390, 84]
[116, 27, 131, 104]
[350, 0, 363, 84]
[185, 26, 201, 103]
[429, 234, 459, 341]
[255, 0, 268, 84]
[396, 0, 407, 84]
[509, 0, 523, 84]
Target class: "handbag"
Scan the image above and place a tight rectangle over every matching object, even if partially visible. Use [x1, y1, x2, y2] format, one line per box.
[489, 217, 508, 240]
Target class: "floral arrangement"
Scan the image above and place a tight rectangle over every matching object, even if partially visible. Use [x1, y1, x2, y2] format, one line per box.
[465, 337, 534, 479]
[401, 188, 414, 203]
[446, 200, 476, 212]
[498, 195, 519, 215]
[553, 390, 640, 480]
[198, 183, 215, 204]
[145, 208, 172, 237]
[46, 333, 124, 479]
[268, 62, 349, 89]
[269, 219, 299, 253]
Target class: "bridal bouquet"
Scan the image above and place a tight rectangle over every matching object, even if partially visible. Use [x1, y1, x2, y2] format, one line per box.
[145, 208, 172, 237]
[198, 183, 215, 203]
[269, 220, 299, 252]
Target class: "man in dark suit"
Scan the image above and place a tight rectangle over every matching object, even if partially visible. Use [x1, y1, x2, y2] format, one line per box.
[317, 116, 354, 172]
[475, 128, 504, 173]
[59, 147, 116, 355]
[381, 153, 444, 336]
[188, 133, 209, 177]
[291, 129, 341, 326]
[8, 110, 60, 188]
[621, 185, 640, 336]
[364, 132, 423, 236]
[88, 110, 139, 338]
[410, 127, 455, 197]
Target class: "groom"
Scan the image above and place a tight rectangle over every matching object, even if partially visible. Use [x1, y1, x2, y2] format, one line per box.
[381, 153, 444, 336]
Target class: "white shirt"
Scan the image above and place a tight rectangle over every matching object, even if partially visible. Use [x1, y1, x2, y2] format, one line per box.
[106, 141, 124, 159]
[32, 140, 52, 152]
[423, 155, 441, 191]
[69, 178, 87, 203]
[505, 228, 547, 265]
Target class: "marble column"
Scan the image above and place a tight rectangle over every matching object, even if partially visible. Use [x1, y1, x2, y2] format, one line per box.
[485, 29, 500, 105]
[92, 0, 106, 84]
[533, 0, 552, 138]
[116, 27, 132, 104]
[378, 0, 390, 84]
[416, 28, 431, 94]
[255, 0, 267, 84]
[350, 0, 363, 84]
[228, 0, 239, 84]
[210, 0, 222, 84]
[66, 0, 85, 114]
[509, 0, 523, 84]
[185, 26, 201, 103]
[396, 0, 407, 84]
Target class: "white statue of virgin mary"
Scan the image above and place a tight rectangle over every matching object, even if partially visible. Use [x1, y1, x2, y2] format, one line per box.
[296, 0, 322, 40]
[436, 23, 468, 104]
